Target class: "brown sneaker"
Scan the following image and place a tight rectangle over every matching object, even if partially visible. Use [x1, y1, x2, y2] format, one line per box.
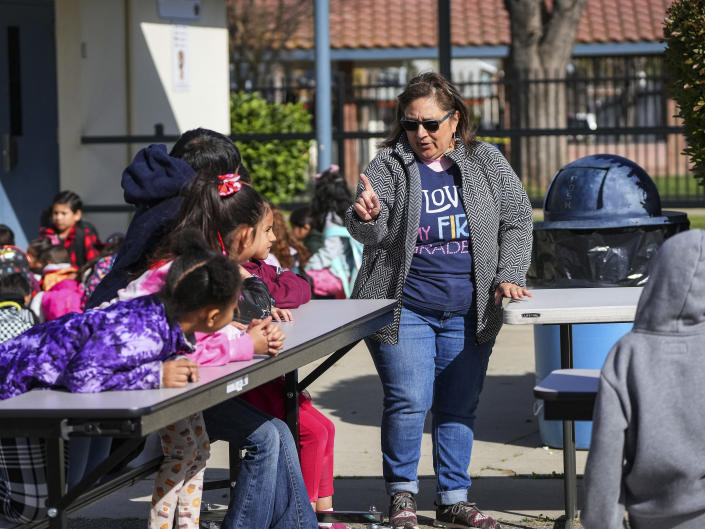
[435, 502, 501, 529]
[389, 492, 419, 529]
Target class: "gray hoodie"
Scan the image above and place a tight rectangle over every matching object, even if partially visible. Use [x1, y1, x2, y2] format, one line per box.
[582, 229, 705, 529]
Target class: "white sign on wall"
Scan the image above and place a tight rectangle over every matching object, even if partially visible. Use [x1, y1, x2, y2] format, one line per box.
[172, 25, 189, 91]
[158, 0, 201, 21]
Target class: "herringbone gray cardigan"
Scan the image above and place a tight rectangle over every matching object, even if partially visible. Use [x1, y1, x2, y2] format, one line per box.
[345, 136, 533, 344]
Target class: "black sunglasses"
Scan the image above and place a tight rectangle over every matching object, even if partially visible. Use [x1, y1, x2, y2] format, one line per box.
[400, 111, 453, 132]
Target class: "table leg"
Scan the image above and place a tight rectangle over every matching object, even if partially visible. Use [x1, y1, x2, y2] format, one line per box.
[45, 436, 67, 529]
[559, 323, 576, 529]
[284, 369, 300, 446]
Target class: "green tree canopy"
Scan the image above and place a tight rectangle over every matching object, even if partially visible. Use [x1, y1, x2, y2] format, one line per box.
[664, 0, 705, 185]
[231, 91, 312, 203]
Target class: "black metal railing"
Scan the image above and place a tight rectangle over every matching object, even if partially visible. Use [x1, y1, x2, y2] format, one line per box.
[82, 56, 702, 210]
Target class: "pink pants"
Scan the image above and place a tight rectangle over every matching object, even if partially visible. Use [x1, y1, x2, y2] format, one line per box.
[241, 380, 336, 502]
[299, 399, 336, 502]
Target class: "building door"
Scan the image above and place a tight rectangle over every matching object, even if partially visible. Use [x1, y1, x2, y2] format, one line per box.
[0, 0, 58, 248]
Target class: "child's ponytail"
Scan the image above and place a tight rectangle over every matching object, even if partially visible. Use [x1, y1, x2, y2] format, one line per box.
[170, 171, 268, 256]
[160, 230, 241, 319]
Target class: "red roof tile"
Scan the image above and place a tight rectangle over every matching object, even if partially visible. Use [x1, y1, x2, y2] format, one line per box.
[231, 0, 672, 50]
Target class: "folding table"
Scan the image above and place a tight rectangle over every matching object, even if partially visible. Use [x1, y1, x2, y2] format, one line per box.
[503, 287, 641, 529]
[0, 299, 395, 529]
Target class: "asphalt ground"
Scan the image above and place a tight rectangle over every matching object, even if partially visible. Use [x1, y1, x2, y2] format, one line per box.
[69, 323, 590, 528]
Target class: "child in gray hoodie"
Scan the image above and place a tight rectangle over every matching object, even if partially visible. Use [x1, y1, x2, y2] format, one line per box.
[582, 228, 705, 529]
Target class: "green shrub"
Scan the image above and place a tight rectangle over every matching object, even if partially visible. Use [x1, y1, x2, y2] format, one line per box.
[664, 0, 705, 185]
[230, 91, 312, 202]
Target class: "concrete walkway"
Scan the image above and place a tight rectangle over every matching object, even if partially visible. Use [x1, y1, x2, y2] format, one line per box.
[72, 323, 589, 527]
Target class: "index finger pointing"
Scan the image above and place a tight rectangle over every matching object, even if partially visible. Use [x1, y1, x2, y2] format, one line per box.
[360, 174, 373, 193]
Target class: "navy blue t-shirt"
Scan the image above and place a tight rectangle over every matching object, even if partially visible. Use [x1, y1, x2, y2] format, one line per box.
[402, 161, 474, 312]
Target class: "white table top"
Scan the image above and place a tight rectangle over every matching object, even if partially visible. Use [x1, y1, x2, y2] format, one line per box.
[0, 299, 395, 416]
[503, 287, 643, 325]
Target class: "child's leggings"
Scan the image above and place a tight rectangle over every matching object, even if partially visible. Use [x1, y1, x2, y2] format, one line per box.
[148, 412, 209, 529]
[299, 400, 335, 502]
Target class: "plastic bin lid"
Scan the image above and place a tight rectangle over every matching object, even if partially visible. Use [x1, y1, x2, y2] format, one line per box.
[537, 154, 687, 229]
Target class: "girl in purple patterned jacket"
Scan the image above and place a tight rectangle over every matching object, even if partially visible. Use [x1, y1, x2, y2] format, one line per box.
[0, 231, 241, 527]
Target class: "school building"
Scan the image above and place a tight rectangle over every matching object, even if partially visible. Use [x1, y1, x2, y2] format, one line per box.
[0, 0, 230, 248]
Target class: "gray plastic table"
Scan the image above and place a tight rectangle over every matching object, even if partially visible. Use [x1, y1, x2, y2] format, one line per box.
[0, 299, 395, 529]
[533, 369, 600, 421]
[503, 287, 641, 528]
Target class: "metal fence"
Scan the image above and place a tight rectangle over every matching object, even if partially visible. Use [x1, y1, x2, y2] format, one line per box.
[241, 56, 700, 207]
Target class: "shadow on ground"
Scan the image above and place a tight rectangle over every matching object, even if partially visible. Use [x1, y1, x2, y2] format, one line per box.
[312, 372, 541, 447]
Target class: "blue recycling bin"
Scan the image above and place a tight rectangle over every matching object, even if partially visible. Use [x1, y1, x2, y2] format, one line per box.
[528, 154, 688, 448]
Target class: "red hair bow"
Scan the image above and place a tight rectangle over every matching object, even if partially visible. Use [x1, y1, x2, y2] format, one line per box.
[218, 173, 242, 196]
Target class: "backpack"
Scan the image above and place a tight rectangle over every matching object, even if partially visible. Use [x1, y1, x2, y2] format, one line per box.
[322, 225, 363, 298]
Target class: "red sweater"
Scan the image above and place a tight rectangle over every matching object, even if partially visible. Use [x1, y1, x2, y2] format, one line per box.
[241, 260, 311, 308]
[240, 259, 312, 417]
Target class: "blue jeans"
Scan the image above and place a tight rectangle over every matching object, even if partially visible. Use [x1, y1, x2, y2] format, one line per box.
[67, 437, 112, 488]
[202, 397, 317, 529]
[366, 302, 494, 506]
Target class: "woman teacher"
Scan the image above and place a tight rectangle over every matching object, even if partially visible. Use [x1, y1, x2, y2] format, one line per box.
[345, 72, 532, 529]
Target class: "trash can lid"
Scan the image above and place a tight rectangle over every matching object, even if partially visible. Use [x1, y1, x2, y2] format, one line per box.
[538, 154, 683, 229]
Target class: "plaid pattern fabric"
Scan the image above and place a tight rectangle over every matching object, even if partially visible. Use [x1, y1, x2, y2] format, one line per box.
[38, 222, 102, 267]
[0, 438, 48, 525]
[345, 138, 533, 345]
[0, 304, 36, 343]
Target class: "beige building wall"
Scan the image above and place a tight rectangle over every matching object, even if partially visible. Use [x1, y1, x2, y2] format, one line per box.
[54, 0, 229, 237]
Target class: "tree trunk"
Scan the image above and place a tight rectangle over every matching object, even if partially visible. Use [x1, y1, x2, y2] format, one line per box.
[504, 0, 587, 192]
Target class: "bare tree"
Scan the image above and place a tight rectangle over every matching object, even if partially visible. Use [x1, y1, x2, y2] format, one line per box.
[227, 0, 312, 89]
[503, 0, 586, 191]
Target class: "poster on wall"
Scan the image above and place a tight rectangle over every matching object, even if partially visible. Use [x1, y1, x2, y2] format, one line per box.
[172, 25, 189, 92]
[158, 0, 201, 21]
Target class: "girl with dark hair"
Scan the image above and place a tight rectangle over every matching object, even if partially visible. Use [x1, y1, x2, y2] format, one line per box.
[108, 170, 318, 529]
[38, 190, 102, 268]
[346, 71, 532, 529]
[86, 128, 248, 309]
[0, 231, 241, 527]
[289, 206, 324, 255]
[169, 127, 250, 181]
[304, 165, 362, 299]
[237, 206, 352, 528]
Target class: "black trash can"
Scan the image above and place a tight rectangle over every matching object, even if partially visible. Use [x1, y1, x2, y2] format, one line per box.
[528, 154, 689, 448]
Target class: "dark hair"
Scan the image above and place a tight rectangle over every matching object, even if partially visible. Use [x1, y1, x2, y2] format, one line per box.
[311, 166, 352, 232]
[41, 245, 70, 266]
[289, 206, 314, 228]
[170, 128, 251, 182]
[0, 225, 14, 246]
[51, 190, 83, 213]
[27, 238, 53, 259]
[162, 171, 268, 260]
[269, 206, 311, 269]
[381, 72, 476, 149]
[160, 230, 241, 319]
[0, 273, 31, 304]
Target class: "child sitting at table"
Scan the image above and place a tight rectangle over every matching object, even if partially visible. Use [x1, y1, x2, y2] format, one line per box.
[236, 205, 350, 529]
[102, 171, 321, 529]
[0, 231, 242, 528]
[582, 229, 705, 529]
